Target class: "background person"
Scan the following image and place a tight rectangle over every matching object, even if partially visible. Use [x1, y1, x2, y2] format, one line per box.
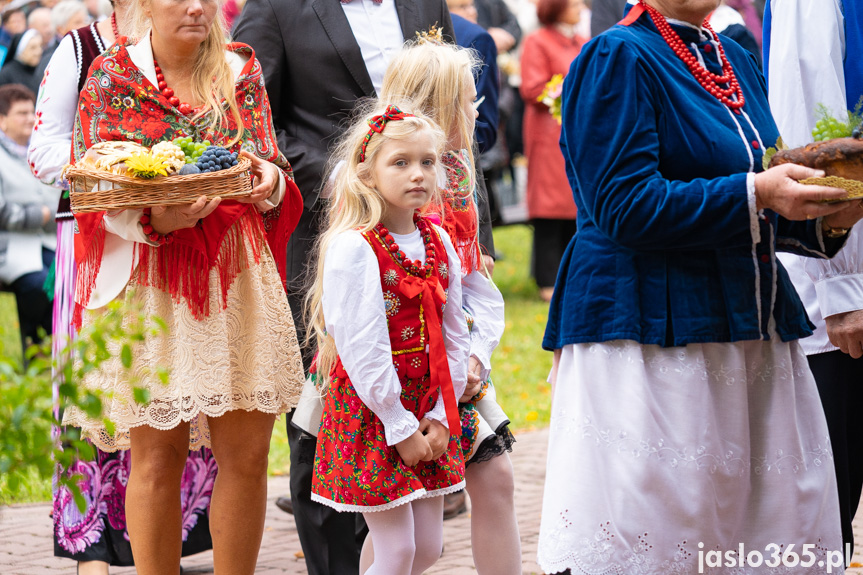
[0, 29, 44, 93]
[519, 0, 584, 302]
[0, 83, 57, 349]
[27, 7, 54, 47]
[36, 0, 88, 76]
[764, 0, 863, 553]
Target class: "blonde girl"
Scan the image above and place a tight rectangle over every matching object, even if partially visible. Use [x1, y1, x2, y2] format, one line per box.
[379, 41, 521, 575]
[307, 104, 470, 575]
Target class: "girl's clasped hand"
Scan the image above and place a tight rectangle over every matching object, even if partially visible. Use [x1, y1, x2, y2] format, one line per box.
[396, 426, 436, 467]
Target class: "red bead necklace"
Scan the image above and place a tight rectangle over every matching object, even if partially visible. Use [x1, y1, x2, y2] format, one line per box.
[110, 12, 119, 38]
[639, 1, 745, 111]
[152, 46, 194, 116]
[375, 214, 436, 278]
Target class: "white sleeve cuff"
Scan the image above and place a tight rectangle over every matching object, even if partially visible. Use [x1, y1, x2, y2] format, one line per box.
[377, 400, 420, 446]
[747, 172, 761, 245]
[257, 170, 286, 211]
[814, 273, 863, 318]
[424, 399, 449, 429]
[103, 208, 158, 245]
[470, 344, 493, 380]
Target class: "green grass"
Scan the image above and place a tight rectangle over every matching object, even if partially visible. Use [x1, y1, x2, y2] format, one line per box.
[488, 225, 554, 431]
[0, 224, 552, 502]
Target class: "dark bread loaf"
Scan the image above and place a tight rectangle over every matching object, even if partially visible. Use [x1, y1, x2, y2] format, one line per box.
[769, 137, 863, 180]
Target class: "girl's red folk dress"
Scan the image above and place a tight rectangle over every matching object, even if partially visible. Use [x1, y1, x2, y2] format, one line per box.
[311, 224, 466, 512]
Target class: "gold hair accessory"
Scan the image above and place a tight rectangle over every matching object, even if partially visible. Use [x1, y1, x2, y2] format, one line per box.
[416, 25, 444, 45]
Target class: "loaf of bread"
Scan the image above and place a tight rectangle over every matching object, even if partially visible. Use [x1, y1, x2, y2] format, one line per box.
[769, 137, 863, 180]
[78, 141, 149, 173]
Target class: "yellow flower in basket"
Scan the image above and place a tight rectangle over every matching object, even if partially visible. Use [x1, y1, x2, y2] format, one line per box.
[124, 152, 170, 179]
[537, 74, 564, 124]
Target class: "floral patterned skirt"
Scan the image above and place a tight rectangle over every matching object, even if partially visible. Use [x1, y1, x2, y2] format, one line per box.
[311, 364, 466, 512]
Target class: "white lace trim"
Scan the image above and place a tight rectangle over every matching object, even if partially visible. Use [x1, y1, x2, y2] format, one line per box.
[311, 480, 465, 513]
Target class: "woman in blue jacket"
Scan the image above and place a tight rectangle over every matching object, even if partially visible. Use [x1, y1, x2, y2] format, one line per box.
[537, 0, 863, 573]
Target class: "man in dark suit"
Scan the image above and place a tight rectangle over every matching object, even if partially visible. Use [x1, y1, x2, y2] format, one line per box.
[233, 2, 494, 573]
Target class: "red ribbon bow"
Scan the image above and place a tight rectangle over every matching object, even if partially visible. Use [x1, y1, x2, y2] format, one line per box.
[398, 274, 461, 435]
[359, 105, 415, 162]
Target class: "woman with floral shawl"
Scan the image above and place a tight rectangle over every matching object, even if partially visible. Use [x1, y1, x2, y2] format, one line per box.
[60, 0, 305, 572]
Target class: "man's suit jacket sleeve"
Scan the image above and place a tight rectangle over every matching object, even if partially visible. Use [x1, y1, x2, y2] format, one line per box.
[472, 29, 500, 154]
[233, 0, 329, 205]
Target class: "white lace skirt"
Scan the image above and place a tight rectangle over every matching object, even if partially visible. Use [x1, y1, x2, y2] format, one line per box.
[538, 338, 842, 574]
[63, 243, 305, 452]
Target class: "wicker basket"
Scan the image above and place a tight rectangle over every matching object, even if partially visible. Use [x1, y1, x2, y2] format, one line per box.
[66, 156, 253, 213]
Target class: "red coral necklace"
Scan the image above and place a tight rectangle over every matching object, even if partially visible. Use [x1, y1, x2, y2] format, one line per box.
[110, 12, 119, 38]
[639, 0, 745, 112]
[375, 214, 437, 278]
[151, 43, 194, 116]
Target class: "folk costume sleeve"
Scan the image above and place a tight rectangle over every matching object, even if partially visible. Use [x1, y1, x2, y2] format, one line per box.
[425, 227, 471, 427]
[28, 35, 79, 187]
[560, 34, 756, 251]
[461, 269, 505, 378]
[323, 231, 420, 446]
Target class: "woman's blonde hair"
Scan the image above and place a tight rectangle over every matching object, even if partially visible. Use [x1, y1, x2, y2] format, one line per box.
[380, 40, 480, 192]
[305, 103, 447, 382]
[129, 0, 242, 145]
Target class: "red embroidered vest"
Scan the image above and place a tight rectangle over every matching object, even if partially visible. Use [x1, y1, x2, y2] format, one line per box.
[362, 224, 450, 381]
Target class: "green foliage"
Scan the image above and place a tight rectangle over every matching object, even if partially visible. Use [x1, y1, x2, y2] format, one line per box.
[0, 297, 166, 507]
[490, 225, 554, 430]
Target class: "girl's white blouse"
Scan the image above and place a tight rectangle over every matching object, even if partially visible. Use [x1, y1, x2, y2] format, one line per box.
[322, 226, 471, 446]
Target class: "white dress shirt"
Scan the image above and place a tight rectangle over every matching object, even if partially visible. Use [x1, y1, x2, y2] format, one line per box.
[341, 0, 405, 95]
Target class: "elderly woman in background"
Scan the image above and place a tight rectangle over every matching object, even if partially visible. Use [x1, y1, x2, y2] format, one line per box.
[537, 0, 863, 573]
[0, 84, 57, 349]
[0, 29, 44, 94]
[519, 0, 585, 302]
[28, 1, 216, 572]
[59, 0, 305, 572]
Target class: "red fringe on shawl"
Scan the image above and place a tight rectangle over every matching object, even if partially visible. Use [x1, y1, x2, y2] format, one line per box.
[440, 217, 483, 274]
[71, 202, 299, 330]
[134, 208, 266, 319]
[72, 221, 105, 330]
[262, 178, 303, 289]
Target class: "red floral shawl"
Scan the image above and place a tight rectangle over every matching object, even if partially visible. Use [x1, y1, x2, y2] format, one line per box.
[71, 39, 301, 326]
[425, 150, 482, 273]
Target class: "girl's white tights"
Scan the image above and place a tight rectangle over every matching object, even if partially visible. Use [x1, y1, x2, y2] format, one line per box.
[360, 495, 444, 575]
[465, 452, 522, 574]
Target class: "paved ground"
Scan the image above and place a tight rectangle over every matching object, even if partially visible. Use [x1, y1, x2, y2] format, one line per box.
[0, 429, 546, 575]
[5, 426, 863, 574]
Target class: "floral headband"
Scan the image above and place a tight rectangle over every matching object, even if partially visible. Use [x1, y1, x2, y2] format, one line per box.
[359, 105, 415, 163]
